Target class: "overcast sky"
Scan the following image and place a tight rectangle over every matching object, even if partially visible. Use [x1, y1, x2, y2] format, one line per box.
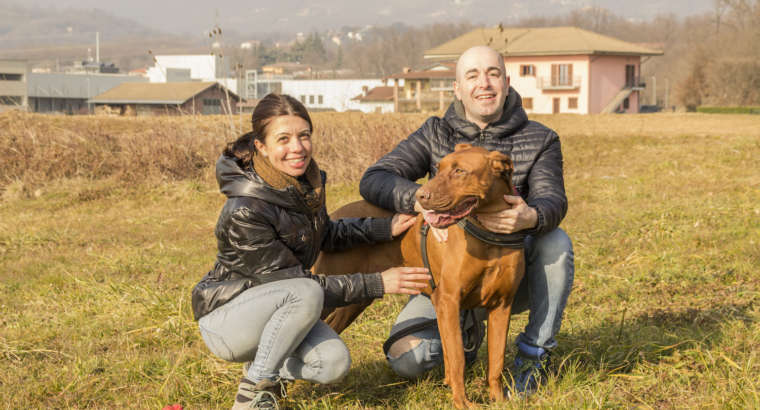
[21, 0, 715, 36]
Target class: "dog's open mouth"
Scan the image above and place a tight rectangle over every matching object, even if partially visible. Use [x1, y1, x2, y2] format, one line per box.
[422, 197, 478, 228]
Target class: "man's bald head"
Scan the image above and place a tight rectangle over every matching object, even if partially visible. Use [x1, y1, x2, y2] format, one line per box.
[455, 46, 506, 82]
[453, 45, 509, 129]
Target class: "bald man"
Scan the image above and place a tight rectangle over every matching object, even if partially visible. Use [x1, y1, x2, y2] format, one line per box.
[359, 45, 574, 395]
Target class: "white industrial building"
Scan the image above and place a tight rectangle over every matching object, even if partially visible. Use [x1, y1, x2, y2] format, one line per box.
[280, 79, 393, 112]
[0, 59, 29, 112]
[147, 54, 239, 95]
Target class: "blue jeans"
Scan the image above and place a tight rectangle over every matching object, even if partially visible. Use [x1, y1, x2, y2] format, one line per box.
[386, 228, 574, 378]
[198, 278, 351, 384]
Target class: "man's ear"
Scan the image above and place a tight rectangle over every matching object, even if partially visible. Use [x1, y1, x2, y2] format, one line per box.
[455, 143, 473, 152]
[453, 80, 461, 100]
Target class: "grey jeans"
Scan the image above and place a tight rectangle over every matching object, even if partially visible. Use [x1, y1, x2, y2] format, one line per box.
[198, 278, 351, 384]
[386, 228, 574, 378]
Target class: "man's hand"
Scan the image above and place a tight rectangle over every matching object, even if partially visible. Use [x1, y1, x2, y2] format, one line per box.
[474, 195, 538, 234]
[391, 213, 417, 237]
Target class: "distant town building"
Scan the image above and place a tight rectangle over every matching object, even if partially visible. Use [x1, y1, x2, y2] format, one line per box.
[146, 54, 240, 96]
[28, 72, 147, 114]
[424, 26, 663, 114]
[280, 79, 395, 112]
[147, 55, 227, 83]
[351, 86, 394, 113]
[261, 62, 311, 77]
[89, 81, 240, 116]
[0, 59, 29, 112]
[385, 62, 456, 113]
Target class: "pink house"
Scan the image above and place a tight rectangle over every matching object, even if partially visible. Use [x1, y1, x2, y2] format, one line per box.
[424, 26, 663, 114]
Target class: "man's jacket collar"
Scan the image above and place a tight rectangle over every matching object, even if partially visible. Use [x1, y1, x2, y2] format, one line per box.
[445, 86, 528, 140]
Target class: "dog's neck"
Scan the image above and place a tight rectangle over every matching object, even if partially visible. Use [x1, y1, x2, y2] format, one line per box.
[474, 177, 513, 214]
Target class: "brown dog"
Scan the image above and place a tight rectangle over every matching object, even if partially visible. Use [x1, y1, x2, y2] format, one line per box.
[314, 144, 525, 408]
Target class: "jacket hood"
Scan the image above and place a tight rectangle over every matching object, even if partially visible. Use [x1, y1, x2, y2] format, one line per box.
[215, 154, 301, 209]
[445, 86, 528, 140]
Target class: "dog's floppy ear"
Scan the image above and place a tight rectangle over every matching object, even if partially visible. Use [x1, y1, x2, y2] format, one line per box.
[454, 143, 473, 152]
[487, 151, 512, 175]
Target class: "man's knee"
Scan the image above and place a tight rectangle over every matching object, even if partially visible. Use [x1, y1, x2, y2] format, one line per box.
[386, 335, 442, 379]
[532, 228, 573, 258]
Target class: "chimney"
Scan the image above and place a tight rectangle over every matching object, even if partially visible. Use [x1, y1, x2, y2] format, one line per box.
[362, 85, 369, 96]
[402, 67, 412, 73]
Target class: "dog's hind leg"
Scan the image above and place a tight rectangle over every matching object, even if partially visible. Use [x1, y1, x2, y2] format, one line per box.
[324, 302, 372, 334]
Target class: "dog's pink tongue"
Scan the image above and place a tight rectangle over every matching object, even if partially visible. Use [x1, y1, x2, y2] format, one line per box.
[422, 210, 453, 227]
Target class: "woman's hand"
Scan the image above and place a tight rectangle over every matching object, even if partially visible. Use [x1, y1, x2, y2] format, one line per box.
[391, 213, 417, 237]
[381, 267, 431, 295]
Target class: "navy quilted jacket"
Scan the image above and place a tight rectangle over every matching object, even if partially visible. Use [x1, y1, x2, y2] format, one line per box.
[359, 87, 567, 236]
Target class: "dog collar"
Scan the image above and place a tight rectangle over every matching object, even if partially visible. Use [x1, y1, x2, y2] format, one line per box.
[456, 218, 526, 249]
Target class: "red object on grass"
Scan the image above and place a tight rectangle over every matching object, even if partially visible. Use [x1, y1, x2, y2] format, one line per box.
[162, 405, 183, 410]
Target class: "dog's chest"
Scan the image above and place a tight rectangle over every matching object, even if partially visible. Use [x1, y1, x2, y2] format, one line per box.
[458, 251, 525, 310]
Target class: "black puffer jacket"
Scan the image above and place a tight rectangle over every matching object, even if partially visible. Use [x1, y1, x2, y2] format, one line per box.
[360, 87, 567, 237]
[192, 155, 392, 320]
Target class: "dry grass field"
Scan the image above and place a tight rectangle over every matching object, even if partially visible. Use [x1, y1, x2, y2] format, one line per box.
[1, 111, 759, 408]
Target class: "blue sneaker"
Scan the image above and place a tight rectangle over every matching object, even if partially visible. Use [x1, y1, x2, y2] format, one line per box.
[509, 342, 550, 396]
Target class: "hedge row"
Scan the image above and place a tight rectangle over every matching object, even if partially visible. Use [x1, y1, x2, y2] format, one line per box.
[696, 106, 760, 114]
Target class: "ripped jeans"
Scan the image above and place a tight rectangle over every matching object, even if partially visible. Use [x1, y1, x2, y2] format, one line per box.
[386, 228, 574, 379]
[198, 278, 351, 384]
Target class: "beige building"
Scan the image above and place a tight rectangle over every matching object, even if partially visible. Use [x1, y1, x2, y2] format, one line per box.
[89, 82, 240, 116]
[0, 59, 29, 112]
[385, 62, 456, 113]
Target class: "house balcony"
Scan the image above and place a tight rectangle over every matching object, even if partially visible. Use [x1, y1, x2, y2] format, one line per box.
[625, 77, 646, 90]
[537, 76, 582, 90]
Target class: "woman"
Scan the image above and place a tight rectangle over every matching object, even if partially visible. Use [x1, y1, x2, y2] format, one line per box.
[191, 93, 429, 410]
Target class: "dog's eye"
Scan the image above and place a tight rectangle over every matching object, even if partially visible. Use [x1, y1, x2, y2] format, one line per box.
[454, 168, 467, 175]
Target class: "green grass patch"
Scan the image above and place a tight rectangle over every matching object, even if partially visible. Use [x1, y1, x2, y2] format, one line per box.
[2, 113, 760, 408]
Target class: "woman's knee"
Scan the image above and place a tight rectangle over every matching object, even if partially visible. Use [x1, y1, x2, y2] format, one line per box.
[314, 339, 352, 384]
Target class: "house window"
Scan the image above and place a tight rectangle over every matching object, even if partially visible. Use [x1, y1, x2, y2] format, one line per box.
[568, 97, 578, 109]
[551, 64, 573, 86]
[523, 97, 533, 110]
[309, 95, 315, 104]
[625, 65, 636, 87]
[202, 98, 222, 114]
[520, 65, 535, 76]
[0, 95, 22, 105]
[623, 97, 630, 110]
[318, 95, 323, 104]
[0, 73, 23, 81]
[300, 95, 306, 103]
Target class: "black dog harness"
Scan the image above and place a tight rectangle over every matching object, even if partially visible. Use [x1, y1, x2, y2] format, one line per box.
[383, 217, 525, 356]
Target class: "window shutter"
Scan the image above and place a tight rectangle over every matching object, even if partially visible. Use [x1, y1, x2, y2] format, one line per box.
[551, 64, 558, 86]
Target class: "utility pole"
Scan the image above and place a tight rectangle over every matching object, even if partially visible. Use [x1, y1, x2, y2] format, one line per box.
[665, 78, 670, 110]
[96, 32, 100, 65]
[651, 76, 656, 106]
